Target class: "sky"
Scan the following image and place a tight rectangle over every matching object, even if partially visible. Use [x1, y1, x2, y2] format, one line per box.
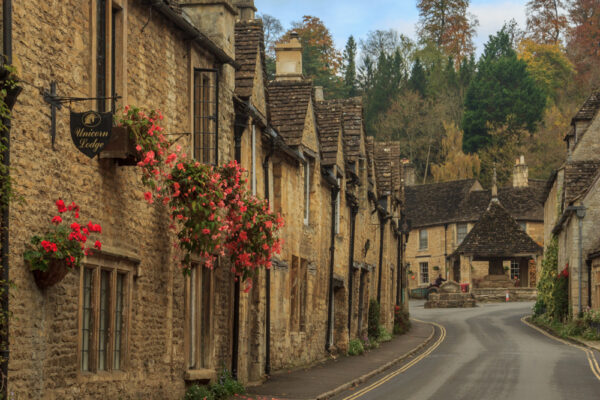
[254, 0, 528, 56]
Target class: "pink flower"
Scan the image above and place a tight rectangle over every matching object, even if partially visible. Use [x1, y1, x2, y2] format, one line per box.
[202, 228, 211, 235]
[135, 144, 142, 152]
[144, 191, 153, 204]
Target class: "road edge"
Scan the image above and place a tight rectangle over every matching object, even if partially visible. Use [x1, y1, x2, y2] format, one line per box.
[521, 315, 597, 350]
[314, 319, 438, 400]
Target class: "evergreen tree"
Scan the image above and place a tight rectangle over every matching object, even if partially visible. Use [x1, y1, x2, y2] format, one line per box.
[409, 58, 427, 97]
[343, 36, 358, 97]
[462, 28, 546, 153]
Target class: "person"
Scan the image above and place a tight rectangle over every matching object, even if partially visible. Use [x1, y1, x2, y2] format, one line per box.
[433, 274, 446, 287]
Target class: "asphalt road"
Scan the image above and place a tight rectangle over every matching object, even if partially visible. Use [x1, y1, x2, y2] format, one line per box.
[334, 301, 600, 400]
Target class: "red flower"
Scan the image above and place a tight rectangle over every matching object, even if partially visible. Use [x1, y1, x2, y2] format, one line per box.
[55, 199, 67, 213]
[144, 191, 153, 204]
[94, 240, 102, 250]
[51, 215, 62, 225]
[70, 222, 81, 232]
[202, 228, 211, 235]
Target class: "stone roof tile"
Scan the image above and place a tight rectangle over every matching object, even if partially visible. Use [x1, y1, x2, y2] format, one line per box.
[267, 80, 313, 147]
[573, 89, 600, 122]
[453, 201, 542, 257]
[564, 161, 600, 204]
[234, 20, 266, 98]
[315, 100, 343, 167]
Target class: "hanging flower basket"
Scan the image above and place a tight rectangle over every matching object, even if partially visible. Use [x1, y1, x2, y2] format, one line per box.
[99, 126, 141, 166]
[24, 199, 102, 290]
[32, 258, 70, 289]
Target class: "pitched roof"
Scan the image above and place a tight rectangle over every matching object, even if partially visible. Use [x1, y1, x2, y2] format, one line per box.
[234, 20, 266, 99]
[453, 200, 543, 258]
[267, 80, 313, 147]
[564, 160, 600, 204]
[315, 100, 343, 167]
[573, 89, 600, 122]
[373, 141, 398, 195]
[405, 180, 546, 229]
[365, 136, 375, 180]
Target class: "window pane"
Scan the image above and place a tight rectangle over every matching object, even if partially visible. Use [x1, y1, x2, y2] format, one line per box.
[81, 268, 93, 371]
[194, 70, 218, 165]
[420, 262, 429, 284]
[189, 267, 197, 369]
[97, 0, 107, 112]
[457, 224, 467, 244]
[511, 260, 520, 280]
[419, 230, 428, 249]
[98, 270, 110, 371]
[113, 273, 125, 370]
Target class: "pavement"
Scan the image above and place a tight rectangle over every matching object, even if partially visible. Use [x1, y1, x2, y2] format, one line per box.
[247, 318, 435, 400]
[329, 300, 600, 400]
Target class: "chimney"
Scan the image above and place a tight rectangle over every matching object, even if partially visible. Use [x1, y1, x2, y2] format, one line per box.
[180, 0, 237, 59]
[233, 0, 256, 21]
[491, 168, 499, 202]
[314, 86, 324, 101]
[402, 162, 416, 186]
[275, 32, 303, 81]
[512, 155, 529, 188]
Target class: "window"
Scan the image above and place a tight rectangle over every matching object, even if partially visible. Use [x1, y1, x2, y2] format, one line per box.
[186, 265, 213, 369]
[420, 262, 429, 284]
[290, 256, 308, 331]
[457, 223, 468, 244]
[251, 124, 256, 196]
[419, 229, 428, 250]
[519, 222, 527, 232]
[304, 162, 310, 225]
[80, 264, 130, 372]
[335, 177, 341, 234]
[193, 69, 218, 164]
[510, 260, 520, 280]
[96, 0, 123, 112]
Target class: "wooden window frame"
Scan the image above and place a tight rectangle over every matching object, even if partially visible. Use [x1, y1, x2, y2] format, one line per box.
[420, 262, 429, 284]
[193, 68, 219, 165]
[185, 265, 214, 370]
[510, 260, 520, 280]
[78, 260, 132, 376]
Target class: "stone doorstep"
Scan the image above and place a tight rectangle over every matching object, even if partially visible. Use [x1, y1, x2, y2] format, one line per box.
[184, 368, 218, 384]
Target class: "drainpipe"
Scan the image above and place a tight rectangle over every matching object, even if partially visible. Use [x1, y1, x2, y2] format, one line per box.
[357, 270, 365, 334]
[576, 207, 586, 315]
[325, 173, 339, 351]
[347, 204, 358, 335]
[377, 215, 385, 304]
[396, 231, 401, 306]
[1, 2, 12, 398]
[231, 113, 246, 379]
[263, 142, 273, 376]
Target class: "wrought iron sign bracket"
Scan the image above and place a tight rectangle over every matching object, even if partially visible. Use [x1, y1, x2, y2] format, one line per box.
[42, 81, 121, 150]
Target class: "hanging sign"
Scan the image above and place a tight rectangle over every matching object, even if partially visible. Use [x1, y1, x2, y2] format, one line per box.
[70, 110, 113, 158]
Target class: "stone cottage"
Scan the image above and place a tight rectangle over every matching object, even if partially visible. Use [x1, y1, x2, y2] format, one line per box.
[0, 1, 407, 398]
[404, 157, 545, 290]
[546, 88, 600, 315]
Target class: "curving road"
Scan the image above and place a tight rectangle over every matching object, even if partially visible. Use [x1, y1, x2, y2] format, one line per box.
[334, 301, 600, 400]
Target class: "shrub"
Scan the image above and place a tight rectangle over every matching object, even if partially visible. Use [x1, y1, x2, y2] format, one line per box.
[393, 306, 411, 335]
[368, 299, 380, 340]
[377, 325, 392, 343]
[183, 369, 244, 400]
[348, 338, 365, 356]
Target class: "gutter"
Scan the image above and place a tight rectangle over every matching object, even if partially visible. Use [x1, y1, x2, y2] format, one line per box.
[146, 0, 239, 68]
[1, 1, 12, 398]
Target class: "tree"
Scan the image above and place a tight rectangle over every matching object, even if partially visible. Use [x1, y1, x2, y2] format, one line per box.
[525, 0, 568, 44]
[517, 39, 575, 102]
[257, 14, 283, 82]
[431, 122, 481, 182]
[280, 16, 344, 97]
[567, 0, 600, 89]
[416, 0, 479, 63]
[462, 28, 546, 153]
[408, 58, 427, 97]
[343, 36, 358, 97]
[359, 30, 415, 78]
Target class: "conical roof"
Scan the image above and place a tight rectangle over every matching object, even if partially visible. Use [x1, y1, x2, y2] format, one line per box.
[452, 200, 542, 258]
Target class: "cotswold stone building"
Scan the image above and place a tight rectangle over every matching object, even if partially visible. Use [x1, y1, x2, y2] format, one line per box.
[404, 157, 545, 290]
[546, 89, 600, 315]
[1, 0, 406, 398]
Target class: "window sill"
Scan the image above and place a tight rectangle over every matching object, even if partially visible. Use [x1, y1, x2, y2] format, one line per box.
[77, 370, 129, 383]
[185, 368, 217, 383]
